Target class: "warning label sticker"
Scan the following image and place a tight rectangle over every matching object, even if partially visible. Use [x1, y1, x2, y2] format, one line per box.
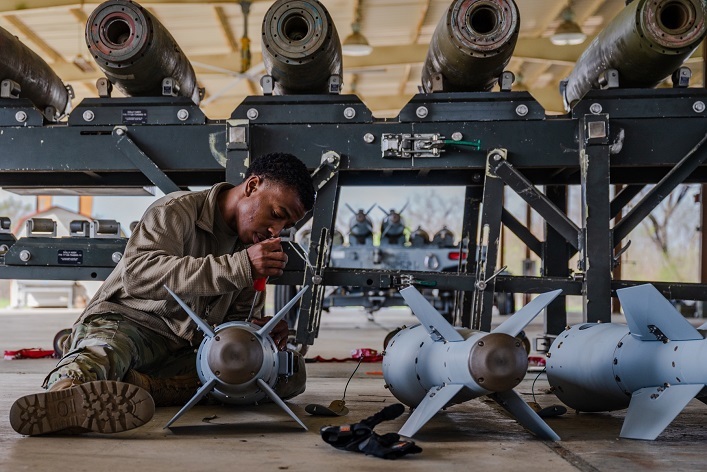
[122, 109, 148, 124]
[58, 250, 83, 265]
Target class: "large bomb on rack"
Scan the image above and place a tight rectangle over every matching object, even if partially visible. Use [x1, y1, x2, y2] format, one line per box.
[421, 0, 520, 93]
[0, 26, 71, 121]
[382, 286, 561, 439]
[86, 0, 201, 104]
[547, 284, 707, 440]
[563, 0, 706, 110]
[261, 0, 342, 95]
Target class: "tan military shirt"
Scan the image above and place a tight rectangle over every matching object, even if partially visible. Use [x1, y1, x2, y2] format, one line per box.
[78, 182, 262, 346]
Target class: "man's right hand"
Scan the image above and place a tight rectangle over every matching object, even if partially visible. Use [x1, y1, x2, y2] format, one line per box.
[246, 237, 288, 278]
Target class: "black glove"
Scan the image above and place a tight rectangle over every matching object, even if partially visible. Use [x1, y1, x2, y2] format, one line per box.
[358, 432, 423, 459]
[320, 403, 422, 460]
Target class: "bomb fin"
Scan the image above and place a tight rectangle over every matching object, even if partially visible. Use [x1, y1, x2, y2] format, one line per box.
[399, 286, 463, 342]
[621, 384, 703, 440]
[492, 290, 562, 337]
[617, 285, 702, 341]
[489, 390, 560, 441]
[398, 384, 464, 438]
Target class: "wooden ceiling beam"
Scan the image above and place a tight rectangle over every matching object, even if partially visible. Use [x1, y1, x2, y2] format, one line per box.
[0, 0, 271, 15]
[214, 5, 239, 53]
[69, 6, 88, 23]
[3, 14, 66, 63]
[399, 0, 431, 96]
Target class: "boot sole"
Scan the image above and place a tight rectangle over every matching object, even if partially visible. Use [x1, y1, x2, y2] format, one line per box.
[9, 380, 155, 436]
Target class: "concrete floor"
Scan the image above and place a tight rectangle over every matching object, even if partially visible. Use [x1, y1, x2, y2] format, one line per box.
[1, 305, 706, 471]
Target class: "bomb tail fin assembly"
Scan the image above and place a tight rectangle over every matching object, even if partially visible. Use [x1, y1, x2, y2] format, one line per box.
[392, 286, 561, 440]
[616, 284, 705, 440]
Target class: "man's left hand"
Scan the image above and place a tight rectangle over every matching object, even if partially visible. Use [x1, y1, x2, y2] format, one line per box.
[251, 317, 289, 351]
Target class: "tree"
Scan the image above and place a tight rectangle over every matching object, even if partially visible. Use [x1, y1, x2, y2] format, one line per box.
[621, 184, 700, 282]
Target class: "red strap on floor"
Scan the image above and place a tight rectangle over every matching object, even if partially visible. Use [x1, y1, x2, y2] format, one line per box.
[4, 348, 55, 360]
[308, 348, 383, 363]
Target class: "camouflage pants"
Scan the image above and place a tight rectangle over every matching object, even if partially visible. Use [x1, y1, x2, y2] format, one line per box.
[44, 313, 306, 400]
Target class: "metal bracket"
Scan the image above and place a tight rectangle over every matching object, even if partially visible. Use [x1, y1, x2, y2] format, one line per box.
[0, 79, 21, 99]
[381, 133, 446, 159]
[69, 220, 91, 237]
[113, 126, 181, 194]
[671, 67, 691, 88]
[0, 217, 11, 233]
[598, 69, 619, 90]
[583, 113, 610, 146]
[26, 218, 57, 238]
[161, 77, 180, 97]
[648, 325, 669, 343]
[328, 75, 342, 94]
[260, 75, 274, 95]
[69, 219, 121, 239]
[310, 151, 341, 191]
[226, 119, 249, 151]
[498, 71, 515, 92]
[430, 73, 445, 92]
[96, 77, 113, 98]
[277, 350, 295, 376]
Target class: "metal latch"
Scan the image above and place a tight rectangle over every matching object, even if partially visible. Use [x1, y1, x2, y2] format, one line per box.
[394, 274, 437, 288]
[382, 133, 445, 158]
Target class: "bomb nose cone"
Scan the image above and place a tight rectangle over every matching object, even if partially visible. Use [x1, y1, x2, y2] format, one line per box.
[208, 327, 264, 385]
[469, 333, 528, 392]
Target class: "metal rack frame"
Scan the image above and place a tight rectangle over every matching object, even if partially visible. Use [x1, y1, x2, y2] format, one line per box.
[2, 87, 707, 347]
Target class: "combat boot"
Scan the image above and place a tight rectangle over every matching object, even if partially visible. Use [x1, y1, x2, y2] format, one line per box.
[9, 378, 154, 436]
[123, 369, 201, 407]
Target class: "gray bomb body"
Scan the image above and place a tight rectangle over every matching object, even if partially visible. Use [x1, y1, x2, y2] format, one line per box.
[0, 26, 70, 120]
[382, 285, 561, 440]
[421, 0, 520, 93]
[546, 284, 707, 440]
[383, 326, 524, 408]
[86, 0, 201, 104]
[195, 320, 283, 405]
[547, 322, 707, 411]
[563, 0, 706, 110]
[261, 0, 342, 95]
[163, 285, 309, 430]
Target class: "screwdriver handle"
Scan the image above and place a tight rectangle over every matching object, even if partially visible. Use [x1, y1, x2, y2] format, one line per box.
[253, 277, 267, 291]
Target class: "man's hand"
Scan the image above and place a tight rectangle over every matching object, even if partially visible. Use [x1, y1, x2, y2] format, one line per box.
[247, 237, 288, 279]
[251, 316, 289, 351]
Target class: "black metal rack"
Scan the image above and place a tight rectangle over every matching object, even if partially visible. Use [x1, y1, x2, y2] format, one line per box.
[2, 86, 706, 346]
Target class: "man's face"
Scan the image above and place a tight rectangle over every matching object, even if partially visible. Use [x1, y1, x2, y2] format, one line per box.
[236, 176, 307, 243]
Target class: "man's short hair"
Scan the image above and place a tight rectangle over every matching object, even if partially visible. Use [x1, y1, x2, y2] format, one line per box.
[245, 153, 316, 211]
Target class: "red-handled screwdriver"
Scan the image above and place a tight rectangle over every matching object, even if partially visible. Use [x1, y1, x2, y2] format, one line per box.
[253, 277, 267, 292]
[247, 276, 268, 321]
